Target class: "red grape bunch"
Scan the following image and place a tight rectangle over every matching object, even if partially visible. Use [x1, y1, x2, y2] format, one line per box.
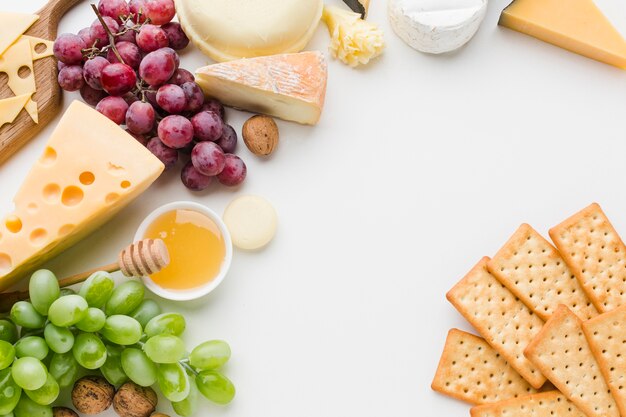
[53, 0, 247, 191]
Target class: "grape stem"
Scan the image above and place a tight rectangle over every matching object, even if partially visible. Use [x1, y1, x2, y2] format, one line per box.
[90, 3, 126, 65]
[180, 360, 199, 377]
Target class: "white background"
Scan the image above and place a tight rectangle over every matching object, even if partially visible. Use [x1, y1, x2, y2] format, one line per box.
[3, 0, 626, 415]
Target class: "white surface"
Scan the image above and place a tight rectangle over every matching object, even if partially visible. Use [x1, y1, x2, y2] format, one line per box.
[3, 0, 626, 415]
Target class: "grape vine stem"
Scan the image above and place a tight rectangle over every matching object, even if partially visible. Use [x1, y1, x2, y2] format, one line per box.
[90, 3, 126, 65]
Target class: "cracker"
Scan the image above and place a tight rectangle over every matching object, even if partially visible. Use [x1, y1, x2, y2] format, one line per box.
[470, 391, 585, 417]
[431, 329, 537, 404]
[582, 304, 626, 417]
[488, 224, 598, 321]
[446, 257, 546, 388]
[524, 304, 619, 417]
[549, 203, 626, 313]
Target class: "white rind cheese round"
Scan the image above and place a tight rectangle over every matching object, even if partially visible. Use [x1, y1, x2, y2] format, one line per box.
[175, 0, 323, 62]
[388, 0, 487, 54]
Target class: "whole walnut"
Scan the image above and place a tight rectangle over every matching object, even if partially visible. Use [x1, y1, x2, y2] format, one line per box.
[113, 381, 158, 417]
[72, 376, 115, 415]
[151, 414, 170, 417]
[53, 407, 79, 417]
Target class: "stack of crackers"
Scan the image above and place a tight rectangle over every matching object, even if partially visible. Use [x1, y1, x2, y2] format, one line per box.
[432, 203, 626, 417]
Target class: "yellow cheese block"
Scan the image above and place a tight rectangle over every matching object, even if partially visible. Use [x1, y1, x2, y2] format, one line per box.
[0, 101, 164, 290]
[499, 0, 626, 69]
[0, 94, 30, 126]
[22, 36, 55, 61]
[0, 38, 37, 123]
[0, 12, 38, 56]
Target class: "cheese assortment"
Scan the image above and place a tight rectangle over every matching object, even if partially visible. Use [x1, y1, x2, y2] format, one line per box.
[0, 101, 164, 290]
[388, 0, 487, 54]
[174, 0, 323, 62]
[195, 52, 328, 125]
[499, 0, 626, 68]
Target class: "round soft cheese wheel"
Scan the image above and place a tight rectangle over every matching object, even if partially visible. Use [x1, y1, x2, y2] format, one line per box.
[223, 195, 277, 250]
[175, 0, 324, 62]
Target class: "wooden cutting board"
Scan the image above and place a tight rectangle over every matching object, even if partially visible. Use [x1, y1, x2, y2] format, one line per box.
[0, 0, 82, 165]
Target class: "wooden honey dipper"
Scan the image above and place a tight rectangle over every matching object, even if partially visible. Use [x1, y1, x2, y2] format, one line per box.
[0, 239, 169, 313]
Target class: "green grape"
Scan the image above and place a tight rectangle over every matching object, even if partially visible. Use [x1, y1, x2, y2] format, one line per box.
[48, 353, 79, 388]
[172, 374, 198, 417]
[105, 281, 144, 316]
[18, 328, 42, 339]
[23, 374, 58, 405]
[101, 345, 128, 386]
[47, 295, 88, 327]
[157, 363, 190, 402]
[145, 313, 186, 338]
[100, 315, 142, 346]
[143, 335, 185, 364]
[72, 333, 106, 370]
[59, 288, 75, 297]
[75, 308, 106, 332]
[78, 271, 114, 308]
[130, 299, 162, 328]
[189, 340, 231, 371]
[196, 370, 235, 405]
[0, 368, 21, 414]
[28, 270, 60, 316]
[11, 358, 47, 391]
[0, 320, 18, 344]
[14, 337, 48, 361]
[13, 395, 52, 417]
[0, 341, 15, 370]
[10, 302, 45, 329]
[43, 325, 74, 355]
[120, 348, 157, 387]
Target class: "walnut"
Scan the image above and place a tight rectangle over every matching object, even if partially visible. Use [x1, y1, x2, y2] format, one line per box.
[113, 381, 158, 417]
[71, 376, 115, 415]
[242, 115, 279, 156]
[53, 407, 79, 417]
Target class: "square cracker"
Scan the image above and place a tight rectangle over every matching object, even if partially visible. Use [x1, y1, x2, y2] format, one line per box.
[431, 329, 537, 404]
[582, 304, 626, 417]
[446, 257, 546, 388]
[524, 305, 619, 417]
[470, 391, 585, 417]
[488, 224, 598, 321]
[549, 203, 626, 313]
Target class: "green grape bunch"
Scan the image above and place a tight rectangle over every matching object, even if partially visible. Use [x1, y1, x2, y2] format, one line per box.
[0, 269, 235, 417]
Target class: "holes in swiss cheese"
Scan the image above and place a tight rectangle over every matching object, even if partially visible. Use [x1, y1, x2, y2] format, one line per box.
[43, 184, 61, 203]
[30, 228, 48, 246]
[61, 186, 84, 206]
[40, 147, 57, 165]
[79, 171, 95, 185]
[18, 65, 31, 79]
[5, 215, 22, 233]
[0, 253, 11, 273]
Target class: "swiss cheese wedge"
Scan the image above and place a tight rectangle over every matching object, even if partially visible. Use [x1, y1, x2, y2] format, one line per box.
[0, 12, 38, 56]
[0, 101, 164, 290]
[499, 0, 626, 69]
[195, 51, 328, 125]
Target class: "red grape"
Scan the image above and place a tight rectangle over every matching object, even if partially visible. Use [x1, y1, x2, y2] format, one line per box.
[126, 101, 156, 134]
[201, 99, 225, 121]
[167, 68, 194, 85]
[80, 84, 107, 106]
[101, 63, 137, 96]
[143, 0, 176, 25]
[161, 22, 189, 50]
[53, 33, 86, 65]
[136, 24, 169, 52]
[191, 141, 225, 176]
[147, 137, 178, 169]
[78, 27, 96, 48]
[191, 111, 223, 142]
[58, 65, 85, 91]
[156, 84, 187, 114]
[217, 154, 246, 186]
[98, 0, 130, 23]
[57, 61, 67, 71]
[90, 17, 120, 47]
[216, 124, 237, 153]
[181, 82, 203, 113]
[123, 92, 140, 106]
[181, 161, 213, 191]
[126, 129, 149, 146]
[129, 0, 148, 23]
[83, 56, 109, 90]
[160, 47, 180, 68]
[139, 48, 177, 86]
[107, 41, 142, 69]
[158, 115, 193, 148]
[115, 27, 137, 44]
[145, 90, 160, 109]
[96, 96, 129, 124]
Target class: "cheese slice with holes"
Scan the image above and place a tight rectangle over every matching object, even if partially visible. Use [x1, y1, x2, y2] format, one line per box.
[21, 36, 54, 61]
[0, 101, 164, 290]
[195, 51, 327, 125]
[0, 94, 30, 127]
[499, 0, 626, 69]
[0, 38, 37, 123]
[0, 13, 38, 56]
